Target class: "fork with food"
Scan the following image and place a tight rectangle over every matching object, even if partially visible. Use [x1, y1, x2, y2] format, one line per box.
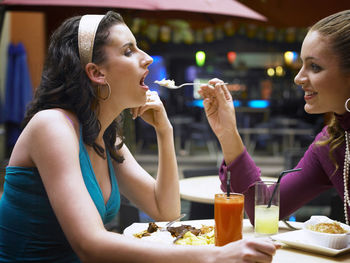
[154, 78, 227, 89]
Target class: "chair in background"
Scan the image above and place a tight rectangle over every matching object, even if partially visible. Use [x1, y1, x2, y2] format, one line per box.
[184, 122, 219, 157]
[182, 167, 219, 220]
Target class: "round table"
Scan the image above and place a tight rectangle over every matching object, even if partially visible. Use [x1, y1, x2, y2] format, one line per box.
[179, 175, 277, 204]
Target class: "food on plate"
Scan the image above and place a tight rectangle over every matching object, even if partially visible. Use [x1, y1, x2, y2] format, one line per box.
[174, 229, 215, 245]
[147, 222, 159, 233]
[133, 229, 149, 238]
[167, 225, 201, 237]
[154, 78, 176, 88]
[133, 222, 215, 245]
[133, 222, 159, 238]
[200, 225, 214, 235]
[307, 222, 348, 234]
[303, 216, 350, 249]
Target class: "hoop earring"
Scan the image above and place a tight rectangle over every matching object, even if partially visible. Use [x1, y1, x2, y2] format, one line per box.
[98, 81, 111, 101]
[346, 98, 350, 112]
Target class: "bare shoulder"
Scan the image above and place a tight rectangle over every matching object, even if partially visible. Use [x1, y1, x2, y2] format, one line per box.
[31, 109, 76, 127]
[9, 109, 79, 167]
[28, 109, 79, 139]
[28, 110, 81, 164]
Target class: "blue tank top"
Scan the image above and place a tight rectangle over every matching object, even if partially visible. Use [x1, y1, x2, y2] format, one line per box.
[0, 128, 120, 262]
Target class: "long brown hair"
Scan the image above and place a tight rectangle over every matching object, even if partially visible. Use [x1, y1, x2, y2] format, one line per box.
[23, 11, 126, 163]
[311, 10, 350, 171]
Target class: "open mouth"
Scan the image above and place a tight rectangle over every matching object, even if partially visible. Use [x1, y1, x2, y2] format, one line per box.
[305, 91, 317, 96]
[304, 90, 318, 101]
[140, 70, 149, 86]
[140, 76, 145, 86]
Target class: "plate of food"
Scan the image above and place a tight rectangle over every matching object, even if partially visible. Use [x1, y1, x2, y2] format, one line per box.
[272, 216, 350, 256]
[123, 219, 215, 246]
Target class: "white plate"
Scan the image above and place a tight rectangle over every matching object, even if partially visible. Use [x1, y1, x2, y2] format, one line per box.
[123, 219, 214, 245]
[272, 230, 350, 256]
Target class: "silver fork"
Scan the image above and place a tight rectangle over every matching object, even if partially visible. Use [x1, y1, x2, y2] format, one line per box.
[155, 81, 228, 89]
[170, 82, 229, 89]
[159, 213, 186, 231]
[168, 83, 200, 89]
[282, 219, 301, 231]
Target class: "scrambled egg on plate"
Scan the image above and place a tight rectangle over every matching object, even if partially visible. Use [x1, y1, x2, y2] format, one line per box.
[175, 229, 215, 245]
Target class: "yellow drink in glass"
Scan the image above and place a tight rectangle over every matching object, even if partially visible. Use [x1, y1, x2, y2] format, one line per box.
[254, 205, 279, 235]
[254, 181, 280, 236]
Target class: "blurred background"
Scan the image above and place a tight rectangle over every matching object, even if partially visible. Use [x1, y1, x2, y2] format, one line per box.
[1, 0, 350, 228]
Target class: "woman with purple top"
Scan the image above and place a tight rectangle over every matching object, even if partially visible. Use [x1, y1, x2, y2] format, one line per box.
[199, 10, 350, 226]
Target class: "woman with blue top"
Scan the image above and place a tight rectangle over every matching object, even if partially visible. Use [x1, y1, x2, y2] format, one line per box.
[0, 11, 278, 263]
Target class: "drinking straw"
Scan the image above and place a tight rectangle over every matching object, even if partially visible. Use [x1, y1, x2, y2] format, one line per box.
[267, 168, 302, 208]
[226, 171, 231, 197]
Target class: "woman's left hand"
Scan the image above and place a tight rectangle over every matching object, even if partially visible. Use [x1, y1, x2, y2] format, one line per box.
[130, 90, 171, 131]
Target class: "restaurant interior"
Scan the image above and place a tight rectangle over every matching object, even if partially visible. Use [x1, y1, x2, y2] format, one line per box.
[0, 0, 350, 236]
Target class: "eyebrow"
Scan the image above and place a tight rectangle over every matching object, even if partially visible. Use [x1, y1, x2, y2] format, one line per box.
[122, 42, 134, 48]
[304, 56, 317, 61]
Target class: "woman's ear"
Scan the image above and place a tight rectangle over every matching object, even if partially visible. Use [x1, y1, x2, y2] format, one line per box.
[84, 62, 105, 85]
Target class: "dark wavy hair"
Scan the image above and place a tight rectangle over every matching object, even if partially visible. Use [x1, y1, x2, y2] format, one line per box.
[23, 11, 125, 163]
[311, 10, 350, 172]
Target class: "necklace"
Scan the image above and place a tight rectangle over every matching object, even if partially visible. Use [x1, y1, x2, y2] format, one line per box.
[343, 131, 350, 225]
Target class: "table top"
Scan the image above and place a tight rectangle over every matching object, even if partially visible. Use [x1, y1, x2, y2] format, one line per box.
[124, 219, 350, 262]
[179, 175, 277, 204]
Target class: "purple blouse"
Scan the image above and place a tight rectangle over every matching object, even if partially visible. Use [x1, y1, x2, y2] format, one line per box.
[219, 112, 350, 224]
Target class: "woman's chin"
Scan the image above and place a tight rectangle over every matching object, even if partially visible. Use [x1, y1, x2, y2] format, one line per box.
[304, 105, 325, 115]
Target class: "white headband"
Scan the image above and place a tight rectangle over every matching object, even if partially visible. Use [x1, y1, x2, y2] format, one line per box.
[78, 15, 104, 66]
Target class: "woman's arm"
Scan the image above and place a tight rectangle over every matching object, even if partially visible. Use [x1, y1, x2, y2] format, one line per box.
[27, 110, 277, 263]
[220, 129, 332, 224]
[198, 79, 244, 164]
[117, 90, 180, 221]
[114, 139, 180, 221]
[199, 79, 333, 224]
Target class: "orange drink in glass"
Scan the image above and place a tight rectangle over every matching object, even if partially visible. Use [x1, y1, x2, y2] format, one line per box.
[214, 193, 244, 246]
